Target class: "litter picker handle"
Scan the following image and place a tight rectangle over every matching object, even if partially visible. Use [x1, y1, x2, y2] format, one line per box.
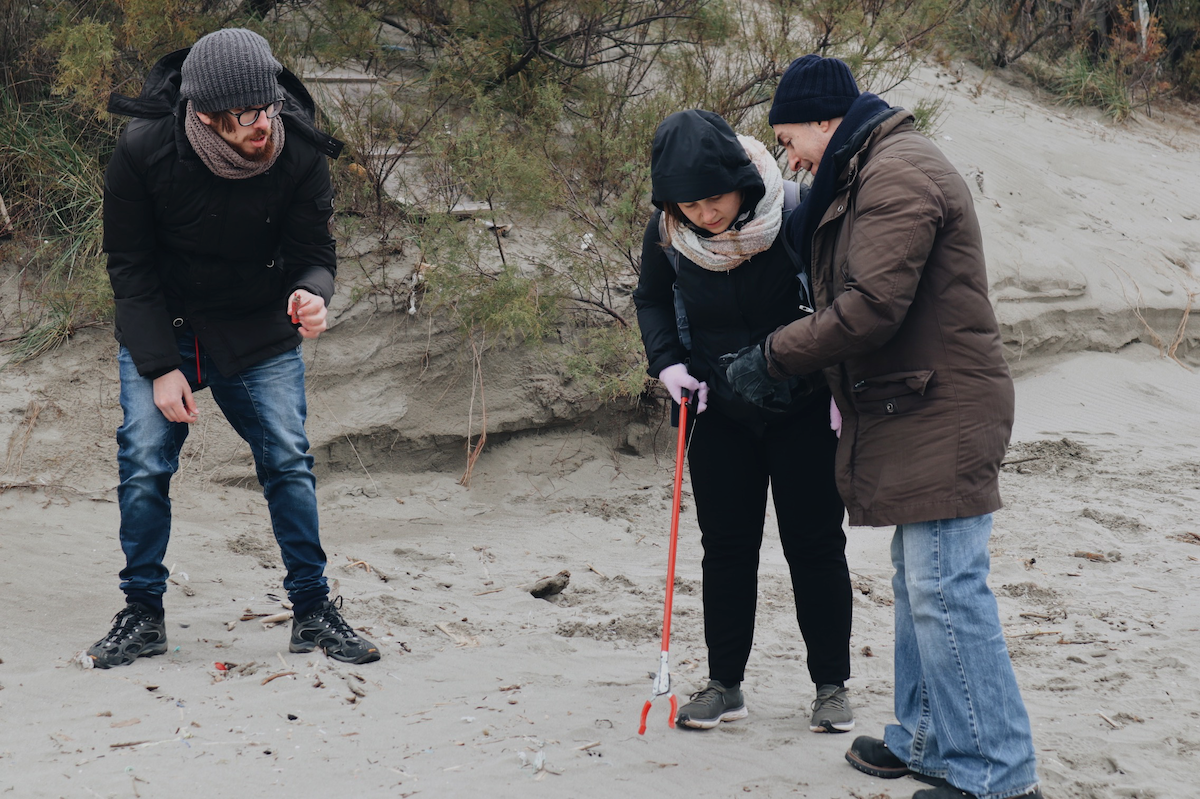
[637, 388, 689, 735]
[660, 389, 687, 661]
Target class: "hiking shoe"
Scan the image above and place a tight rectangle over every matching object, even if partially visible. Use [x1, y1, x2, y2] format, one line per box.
[289, 597, 380, 664]
[810, 684, 855, 732]
[845, 736, 912, 779]
[87, 603, 168, 669]
[676, 679, 748, 729]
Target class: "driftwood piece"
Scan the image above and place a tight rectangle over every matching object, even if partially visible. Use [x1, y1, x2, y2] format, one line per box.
[261, 671, 296, 685]
[1073, 550, 1118, 562]
[0, 192, 12, 238]
[260, 611, 294, 628]
[529, 570, 570, 599]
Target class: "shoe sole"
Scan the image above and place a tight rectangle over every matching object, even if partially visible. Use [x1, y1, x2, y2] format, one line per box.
[326, 648, 381, 664]
[89, 641, 169, 669]
[289, 639, 381, 664]
[811, 718, 856, 733]
[677, 706, 748, 729]
[845, 748, 911, 779]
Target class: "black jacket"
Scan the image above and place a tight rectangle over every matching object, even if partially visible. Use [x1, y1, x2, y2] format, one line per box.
[634, 111, 825, 433]
[103, 48, 341, 379]
[634, 216, 824, 433]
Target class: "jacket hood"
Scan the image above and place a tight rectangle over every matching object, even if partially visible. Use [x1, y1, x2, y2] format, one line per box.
[650, 110, 764, 213]
[107, 48, 343, 159]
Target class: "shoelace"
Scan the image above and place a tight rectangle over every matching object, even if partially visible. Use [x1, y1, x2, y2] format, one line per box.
[688, 685, 723, 703]
[317, 597, 360, 640]
[813, 689, 847, 712]
[101, 607, 152, 644]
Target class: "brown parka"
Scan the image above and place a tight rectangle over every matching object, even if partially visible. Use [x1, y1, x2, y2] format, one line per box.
[765, 111, 1014, 527]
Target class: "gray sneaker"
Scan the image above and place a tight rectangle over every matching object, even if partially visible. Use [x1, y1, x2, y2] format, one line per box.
[87, 603, 168, 669]
[676, 679, 748, 729]
[810, 683, 855, 732]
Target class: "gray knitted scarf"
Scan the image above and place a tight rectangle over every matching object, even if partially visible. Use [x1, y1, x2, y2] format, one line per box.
[184, 100, 284, 179]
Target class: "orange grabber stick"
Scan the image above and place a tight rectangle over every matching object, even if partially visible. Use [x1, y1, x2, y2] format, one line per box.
[638, 387, 690, 735]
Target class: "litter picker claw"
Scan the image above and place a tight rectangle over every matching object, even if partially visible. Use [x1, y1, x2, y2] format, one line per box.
[638, 388, 690, 735]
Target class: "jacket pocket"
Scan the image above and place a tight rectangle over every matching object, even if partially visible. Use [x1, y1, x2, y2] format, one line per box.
[852, 369, 934, 416]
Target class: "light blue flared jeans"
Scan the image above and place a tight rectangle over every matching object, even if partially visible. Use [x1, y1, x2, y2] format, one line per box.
[884, 514, 1039, 799]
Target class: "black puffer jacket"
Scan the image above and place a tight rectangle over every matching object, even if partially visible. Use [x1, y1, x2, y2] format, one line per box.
[103, 48, 342, 379]
[633, 111, 825, 433]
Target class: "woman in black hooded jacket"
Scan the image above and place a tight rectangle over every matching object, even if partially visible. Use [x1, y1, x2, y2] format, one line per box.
[632, 110, 854, 732]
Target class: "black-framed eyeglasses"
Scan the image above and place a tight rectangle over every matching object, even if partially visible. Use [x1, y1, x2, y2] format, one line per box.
[230, 99, 284, 127]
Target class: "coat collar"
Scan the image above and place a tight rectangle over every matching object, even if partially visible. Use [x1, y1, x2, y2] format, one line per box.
[816, 109, 916, 231]
[838, 109, 915, 190]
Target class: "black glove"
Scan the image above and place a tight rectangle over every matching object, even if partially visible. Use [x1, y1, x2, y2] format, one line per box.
[725, 343, 781, 407]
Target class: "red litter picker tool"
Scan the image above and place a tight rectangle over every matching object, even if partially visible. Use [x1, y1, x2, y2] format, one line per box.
[638, 387, 690, 735]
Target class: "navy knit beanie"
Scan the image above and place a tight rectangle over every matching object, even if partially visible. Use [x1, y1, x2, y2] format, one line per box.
[181, 28, 282, 113]
[768, 55, 860, 125]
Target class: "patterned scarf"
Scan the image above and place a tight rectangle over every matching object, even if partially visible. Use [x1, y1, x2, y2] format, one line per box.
[184, 100, 284, 179]
[662, 135, 784, 272]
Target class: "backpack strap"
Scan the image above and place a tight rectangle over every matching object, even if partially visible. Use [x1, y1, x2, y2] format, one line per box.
[780, 207, 813, 314]
[656, 211, 693, 352]
[782, 178, 799, 211]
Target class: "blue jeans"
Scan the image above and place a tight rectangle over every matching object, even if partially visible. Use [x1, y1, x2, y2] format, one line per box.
[116, 338, 327, 605]
[884, 514, 1039, 799]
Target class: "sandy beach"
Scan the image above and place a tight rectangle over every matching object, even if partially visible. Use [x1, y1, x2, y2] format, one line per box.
[1, 60, 1198, 799]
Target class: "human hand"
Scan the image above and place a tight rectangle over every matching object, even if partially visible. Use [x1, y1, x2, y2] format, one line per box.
[830, 394, 842, 438]
[153, 369, 199, 423]
[658, 363, 708, 414]
[725, 343, 781, 407]
[287, 289, 328, 339]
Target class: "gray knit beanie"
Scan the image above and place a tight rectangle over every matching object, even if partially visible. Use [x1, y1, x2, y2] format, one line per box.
[180, 28, 282, 113]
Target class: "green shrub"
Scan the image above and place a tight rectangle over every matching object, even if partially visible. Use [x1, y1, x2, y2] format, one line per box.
[1040, 48, 1135, 121]
[946, 0, 1070, 69]
[0, 92, 112, 349]
[911, 93, 947, 135]
[3, 0, 972, 405]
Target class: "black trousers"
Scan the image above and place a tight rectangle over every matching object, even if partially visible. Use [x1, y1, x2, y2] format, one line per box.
[686, 398, 851, 687]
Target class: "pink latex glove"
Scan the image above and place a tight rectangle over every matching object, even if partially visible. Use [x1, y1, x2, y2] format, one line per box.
[658, 363, 708, 414]
[830, 394, 842, 438]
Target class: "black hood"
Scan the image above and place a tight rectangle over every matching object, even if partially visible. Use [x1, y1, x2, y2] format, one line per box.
[650, 109, 764, 213]
[107, 47, 343, 159]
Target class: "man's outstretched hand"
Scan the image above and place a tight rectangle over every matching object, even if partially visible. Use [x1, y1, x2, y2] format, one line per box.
[288, 289, 328, 339]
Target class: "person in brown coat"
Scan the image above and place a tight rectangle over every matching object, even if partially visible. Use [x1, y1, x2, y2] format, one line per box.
[726, 56, 1042, 799]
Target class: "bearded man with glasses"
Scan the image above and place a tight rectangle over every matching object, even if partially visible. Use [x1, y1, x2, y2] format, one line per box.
[90, 28, 380, 668]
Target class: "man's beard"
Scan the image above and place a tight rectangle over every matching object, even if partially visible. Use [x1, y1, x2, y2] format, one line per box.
[241, 132, 275, 163]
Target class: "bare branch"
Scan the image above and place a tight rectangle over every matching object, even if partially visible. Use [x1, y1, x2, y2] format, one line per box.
[569, 296, 629, 327]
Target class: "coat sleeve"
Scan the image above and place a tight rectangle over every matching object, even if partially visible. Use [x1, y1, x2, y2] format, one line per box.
[632, 215, 687, 379]
[103, 126, 181, 378]
[281, 149, 336, 306]
[768, 156, 945, 377]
